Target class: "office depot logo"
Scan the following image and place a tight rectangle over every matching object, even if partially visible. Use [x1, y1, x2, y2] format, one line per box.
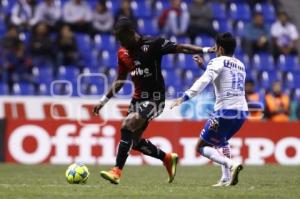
[5, 122, 300, 165]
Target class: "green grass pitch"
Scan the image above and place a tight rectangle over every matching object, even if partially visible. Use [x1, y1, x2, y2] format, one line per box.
[0, 164, 299, 199]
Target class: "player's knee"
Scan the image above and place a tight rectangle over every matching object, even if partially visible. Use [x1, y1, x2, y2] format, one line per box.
[196, 139, 208, 154]
[132, 137, 141, 149]
[121, 116, 135, 132]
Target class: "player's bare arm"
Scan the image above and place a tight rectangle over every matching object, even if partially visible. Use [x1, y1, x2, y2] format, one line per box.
[170, 55, 205, 109]
[93, 72, 127, 116]
[176, 44, 216, 54]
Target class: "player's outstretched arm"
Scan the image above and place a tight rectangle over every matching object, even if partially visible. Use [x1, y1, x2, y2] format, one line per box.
[93, 72, 127, 116]
[176, 44, 216, 54]
[171, 58, 220, 109]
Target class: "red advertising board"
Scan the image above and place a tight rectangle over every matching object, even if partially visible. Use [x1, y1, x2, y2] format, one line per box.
[4, 120, 300, 165]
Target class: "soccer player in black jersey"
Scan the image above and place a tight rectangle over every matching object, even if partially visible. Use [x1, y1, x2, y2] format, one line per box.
[93, 17, 214, 184]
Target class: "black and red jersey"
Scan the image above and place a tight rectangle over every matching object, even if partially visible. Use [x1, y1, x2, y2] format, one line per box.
[117, 36, 177, 100]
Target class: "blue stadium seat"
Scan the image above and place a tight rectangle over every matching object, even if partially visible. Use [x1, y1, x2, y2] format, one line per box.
[170, 36, 191, 44]
[138, 18, 159, 36]
[293, 73, 300, 89]
[203, 53, 216, 65]
[57, 66, 80, 84]
[228, 0, 248, 2]
[213, 20, 233, 33]
[230, 3, 251, 21]
[155, 1, 170, 15]
[82, 67, 102, 74]
[38, 83, 51, 96]
[278, 55, 300, 72]
[0, 83, 9, 95]
[293, 88, 300, 101]
[88, 79, 106, 96]
[2, 0, 16, 14]
[117, 82, 134, 97]
[32, 66, 54, 84]
[106, 68, 117, 84]
[12, 83, 35, 95]
[195, 36, 215, 47]
[88, 84, 103, 96]
[235, 38, 243, 55]
[166, 85, 178, 99]
[82, 49, 99, 68]
[235, 21, 247, 37]
[255, 3, 276, 22]
[95, 34, 117, 52]
[176, 54, 197, 69]
[81, 75, 106, 87]
[259, 71, 280, 89]
[0, 19, 6, 37]
[163, 69, 181, 87]
[235, 53, 250, 69]
[78, 81, 89, 95]
[182, 69, 201, 86]
[162, 54, 175, 69]
[75, 33, 92, 52]
[262, 4, 276, 22]
[101, 50, 118, 68]
[284, 72, 296, 89]
[253, 53, 275, 71]
[19, 32, 30, 45]
[284, 72, 300, 89]
[75, 33, 94, 67]
[132, 1, 152, 18]
[105, 0, 120, 14]
[211, 3, 227, 20]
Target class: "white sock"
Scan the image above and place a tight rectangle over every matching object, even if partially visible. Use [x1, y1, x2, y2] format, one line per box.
[199, 146, 234, 168]
[220, 145, 231, 181]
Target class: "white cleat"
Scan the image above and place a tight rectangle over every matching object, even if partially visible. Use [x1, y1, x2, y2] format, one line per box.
[212, 179, 230, 187]
[226, 163, 243, 186]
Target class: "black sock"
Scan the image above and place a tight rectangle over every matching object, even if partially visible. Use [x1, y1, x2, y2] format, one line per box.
[115, 129, 133, 169]
[133, 139, 166, 161]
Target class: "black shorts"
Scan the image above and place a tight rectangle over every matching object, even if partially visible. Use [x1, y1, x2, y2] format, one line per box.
[128, 98, 165, 121]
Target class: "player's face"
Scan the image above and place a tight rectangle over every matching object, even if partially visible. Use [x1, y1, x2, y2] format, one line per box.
[116, 30, 137, 50]
[272, 82, 282, 94]
[215, 44, 223, 57]
[278, 13, 288, 24]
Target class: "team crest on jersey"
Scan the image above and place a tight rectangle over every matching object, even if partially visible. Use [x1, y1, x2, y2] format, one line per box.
[208, 117, 219, 132]
[141, 45, 149, 52]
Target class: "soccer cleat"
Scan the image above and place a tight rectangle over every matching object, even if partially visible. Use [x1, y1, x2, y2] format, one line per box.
[212, 179, 230, 187]
[100, 167, 122, 185]
[163, 153, 179, 183]
[226, 163, 243, 186]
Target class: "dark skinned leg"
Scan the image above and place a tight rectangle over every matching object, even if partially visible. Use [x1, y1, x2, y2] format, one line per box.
[115, 112, 147, 169]
[132, 122, 166, 161]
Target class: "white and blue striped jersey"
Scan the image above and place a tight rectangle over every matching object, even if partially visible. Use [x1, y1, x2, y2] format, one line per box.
[184, 56, 248, 111]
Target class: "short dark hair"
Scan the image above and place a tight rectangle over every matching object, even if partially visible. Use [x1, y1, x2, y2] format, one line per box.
[277, 10, 288, 18]
[253, 11, 263, 17]
[216, 32, 236, 56]
[98, 0, 107, 8]
[246, 78, 255, 85]
[114, 17, 135, 33]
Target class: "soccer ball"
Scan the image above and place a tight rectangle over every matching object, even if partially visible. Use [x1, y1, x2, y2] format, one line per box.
[65, 163, 89, 184]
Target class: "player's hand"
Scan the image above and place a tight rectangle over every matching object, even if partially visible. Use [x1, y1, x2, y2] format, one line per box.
[193, 55, 205, 68]
[208, 46, 216, 53]
[93, 103, 104, 116]
[170, 98, 184, 109]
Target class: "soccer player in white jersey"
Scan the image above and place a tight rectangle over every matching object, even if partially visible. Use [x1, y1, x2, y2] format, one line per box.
[171, 32, 249, 186]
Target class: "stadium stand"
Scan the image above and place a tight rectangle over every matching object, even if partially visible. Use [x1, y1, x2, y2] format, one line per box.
[0, 0, 299, 120]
